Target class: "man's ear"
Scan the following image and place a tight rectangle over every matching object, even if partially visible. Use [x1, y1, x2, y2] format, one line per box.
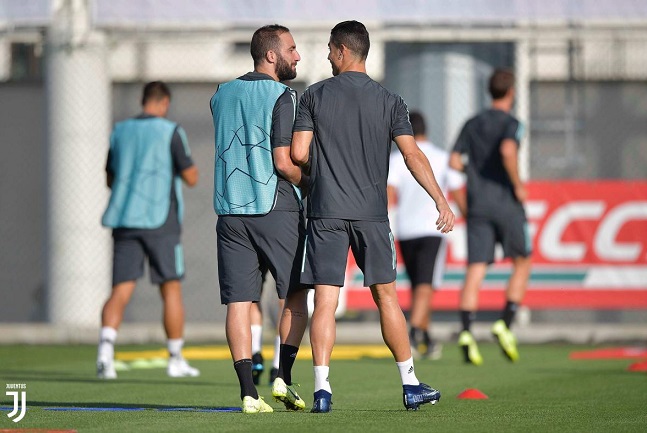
[266, 50, 276, 64]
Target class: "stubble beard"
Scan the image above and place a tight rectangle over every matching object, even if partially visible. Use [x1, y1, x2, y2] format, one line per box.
[276, 55, 297, 81]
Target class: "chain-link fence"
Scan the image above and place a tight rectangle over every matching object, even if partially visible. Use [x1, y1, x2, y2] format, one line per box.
[1, 14, 646, 325]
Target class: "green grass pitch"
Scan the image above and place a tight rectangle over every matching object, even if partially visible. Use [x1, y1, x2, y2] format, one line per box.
[1, 343, 646, 432]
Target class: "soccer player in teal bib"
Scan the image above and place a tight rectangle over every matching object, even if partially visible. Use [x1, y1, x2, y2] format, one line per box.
[211, 25, 309, 414]
[291, 21, 455, 412]
[98, 81, 200, 380]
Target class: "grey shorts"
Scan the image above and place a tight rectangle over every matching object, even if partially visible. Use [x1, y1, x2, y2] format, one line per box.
[217, 211, 306, 305]
[399, 236, 447, 288]
[112, 229, 184, 286]
[301, 218, 396, 287]
[467, 205, 532, 264]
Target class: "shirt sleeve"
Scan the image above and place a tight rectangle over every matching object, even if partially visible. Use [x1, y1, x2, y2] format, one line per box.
[391, 96, 414, 139]
[452, 123, 469, 154]
[271, 88, 297, 148]
[105, 150, 112, 175]
[503, 118, 524, 146]
[293, 87, 315, 132]
[105, 130, 115, 175]
[170, 125, 195, 174]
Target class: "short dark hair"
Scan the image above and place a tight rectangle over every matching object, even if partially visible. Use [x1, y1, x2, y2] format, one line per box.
[142, 81, 170, 105]
[330, 20, 370, 60]
[250, 24, 290, 67]
[488, 68, 515, 100]
[409, 111, 426, 136]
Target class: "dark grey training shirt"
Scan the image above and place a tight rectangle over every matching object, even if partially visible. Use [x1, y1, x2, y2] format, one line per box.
[294, 71, 413, 221]
[452, 108, 524, 213]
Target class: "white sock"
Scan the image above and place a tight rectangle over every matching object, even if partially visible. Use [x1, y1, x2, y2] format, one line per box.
[272, 335, 281, 369]
[314, 365, 332, 393]
[251, 325, 263, 354]
[98, 327, 117, 363]
[396, 357, 420, 386]
[167, 338, 184, 358]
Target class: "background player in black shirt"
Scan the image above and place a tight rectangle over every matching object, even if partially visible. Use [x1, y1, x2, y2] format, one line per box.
[450, 68, 532, 365]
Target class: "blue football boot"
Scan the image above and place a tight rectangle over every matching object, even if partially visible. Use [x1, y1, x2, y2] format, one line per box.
[311, 389, 333, 413]
[403, 383, 441, 411]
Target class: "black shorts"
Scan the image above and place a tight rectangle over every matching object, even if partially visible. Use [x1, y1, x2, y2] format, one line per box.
[301, 218, 396, 287]
[112, 229, 184, 286]
[217, 211, 306, 304]
[399, 236, 447, 288]
[467, 205, 532, 264]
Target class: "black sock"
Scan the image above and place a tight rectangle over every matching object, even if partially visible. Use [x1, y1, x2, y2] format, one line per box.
[409, 327, 418, 343]
[409, 327, 427, 345]
[422, 330, 432, 347]
[460, 310, 475, 332]
[277, 344, 299, 385]
[251, 352, 263, 366]
[502, 301, 518, 328]
[233, 359, 258, 400]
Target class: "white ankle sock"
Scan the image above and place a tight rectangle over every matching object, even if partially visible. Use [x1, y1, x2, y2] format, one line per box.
[272, 335, 281, 369]
[396, 357, 420, 386]
[98, 327, 117, 362]
[251, 325, 263, 354]
[314, 365, 332, 393]
[167, 338, 184, 358]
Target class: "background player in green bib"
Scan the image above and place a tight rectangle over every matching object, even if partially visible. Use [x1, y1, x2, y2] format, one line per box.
[450, 68, 533, 365]
[210, 25, 309, 414]
[98, 81, 200, 380]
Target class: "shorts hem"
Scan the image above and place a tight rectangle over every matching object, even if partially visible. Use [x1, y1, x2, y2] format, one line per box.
[300, 279, 345, 287]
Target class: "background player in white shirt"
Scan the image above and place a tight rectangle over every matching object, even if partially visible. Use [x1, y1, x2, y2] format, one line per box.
[388, 111, 466, 360]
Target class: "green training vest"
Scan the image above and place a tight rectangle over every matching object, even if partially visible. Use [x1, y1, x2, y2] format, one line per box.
[211, 79, 293, 215]
[102, 117, 184, 229]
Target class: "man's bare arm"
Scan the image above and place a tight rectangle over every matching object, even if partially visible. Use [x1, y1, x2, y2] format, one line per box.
[449, 151, 465, 172]
[449, 188, 467, 218]
[291, 130, 313, 168]
[274, 146, 305, 187]
[180, 166, 199, 187]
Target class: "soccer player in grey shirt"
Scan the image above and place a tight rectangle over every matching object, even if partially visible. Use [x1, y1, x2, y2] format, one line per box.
[291, 20, 455, 412]
[449, 68, 532, 366]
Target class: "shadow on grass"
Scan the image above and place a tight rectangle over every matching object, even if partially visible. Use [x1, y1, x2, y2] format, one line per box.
[532, 366, 636, 377]
[21, 401, 239, 411]
[0, 368, 235, 388]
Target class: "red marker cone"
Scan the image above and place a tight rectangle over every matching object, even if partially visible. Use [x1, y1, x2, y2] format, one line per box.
[457, 388, 488, 399]
[627, 360, 647, 372]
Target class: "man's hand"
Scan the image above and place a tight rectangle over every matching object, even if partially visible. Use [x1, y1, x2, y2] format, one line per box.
[436, 202, 455, 234]
[514, 184, 527, 203]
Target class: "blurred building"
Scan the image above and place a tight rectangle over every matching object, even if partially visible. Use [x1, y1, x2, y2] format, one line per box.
[1, 0, 646, 327]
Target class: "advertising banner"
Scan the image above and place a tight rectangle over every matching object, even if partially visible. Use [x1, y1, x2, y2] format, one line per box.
[345, 181, 647, 310]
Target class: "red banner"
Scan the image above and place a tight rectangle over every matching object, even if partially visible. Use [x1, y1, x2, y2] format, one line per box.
[344, 181, 647, 310]
[444, 180, 647, 266]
